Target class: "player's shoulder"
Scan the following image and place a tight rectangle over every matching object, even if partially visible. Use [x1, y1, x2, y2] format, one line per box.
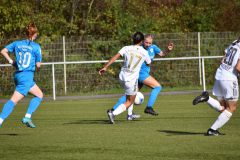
[151, 44, 161, 50]
[138, 46, 148, 53]
[10, 40, 23, 45]
[31, 41, 40, 47]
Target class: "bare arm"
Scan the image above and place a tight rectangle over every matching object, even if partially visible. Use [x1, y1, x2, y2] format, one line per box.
[158, 42, 174, 57]
[99, 53, 121, 75]
[1, 48, 14, 64]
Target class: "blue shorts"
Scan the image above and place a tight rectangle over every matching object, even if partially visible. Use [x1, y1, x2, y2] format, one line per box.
[138, 69, 150, 84]
[14, 71, 35, 96]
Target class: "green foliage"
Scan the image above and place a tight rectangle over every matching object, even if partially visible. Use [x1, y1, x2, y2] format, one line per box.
[1, 0, 240, 41]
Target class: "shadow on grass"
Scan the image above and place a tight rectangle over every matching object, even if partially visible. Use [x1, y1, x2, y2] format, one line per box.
[0, 133, 19, 136]
[63, 119, 143, 125]
[158, 130, 205, 136]
[63, 119, 110, 125]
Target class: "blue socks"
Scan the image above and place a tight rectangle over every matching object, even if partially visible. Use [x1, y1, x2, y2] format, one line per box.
[147, 86, 162, 108]
[26, 97, 42, 115]
[113, 95, 126, 110]
[0, 100, 15, 120]
[112, 86, 162, 111]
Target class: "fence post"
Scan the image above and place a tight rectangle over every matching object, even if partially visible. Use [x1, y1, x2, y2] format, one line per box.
[198, 32, 202, 86]
[52, 64, 56, 100]
[63, 36, 67, 94]
[201, 57, 206, 91]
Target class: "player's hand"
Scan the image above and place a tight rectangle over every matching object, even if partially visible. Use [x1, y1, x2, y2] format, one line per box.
[167, 42, 174, 51]
[12, 61, 17, 67]
[36, 62, 41, 71]
[99, 67, 107, 75]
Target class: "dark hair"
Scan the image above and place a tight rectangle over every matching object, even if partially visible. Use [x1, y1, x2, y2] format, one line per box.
[132, 32, 144, 44]
[232, 36, 240, 45]
[26, 22, 38, 38]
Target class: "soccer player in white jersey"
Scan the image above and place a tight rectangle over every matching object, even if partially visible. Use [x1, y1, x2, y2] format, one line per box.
[193, 37, 240, 136]
[99, 32, 151, 124]
[0, 22, 43, 128]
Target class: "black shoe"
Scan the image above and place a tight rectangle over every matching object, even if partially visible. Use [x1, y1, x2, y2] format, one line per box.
[193, 91, 209, 105]
[107, 109, 115, 124]
[144, 107, 158, 116]
[205, 128, 225, 136]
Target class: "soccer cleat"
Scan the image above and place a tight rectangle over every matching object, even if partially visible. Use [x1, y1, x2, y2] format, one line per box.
[107, 109, 115, 124]
[22, 117, 36, 128]
[192, 91, 209, 105]
[127, 113, 141, 121]
[206, 128, 224, 136]
[144, 107, 158, 116]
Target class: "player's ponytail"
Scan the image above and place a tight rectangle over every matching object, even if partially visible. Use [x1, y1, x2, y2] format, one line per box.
[132, 32, 144, 44]
[26, 22, 38, 39]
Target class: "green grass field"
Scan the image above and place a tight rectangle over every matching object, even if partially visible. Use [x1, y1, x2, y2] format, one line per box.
[0, 94, 240, 160]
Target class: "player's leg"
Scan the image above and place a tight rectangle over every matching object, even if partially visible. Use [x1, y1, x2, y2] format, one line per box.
[0, 91, 24, 127]
[206, 80, 238, 136]
[126, 104, 140, 120]
[193, 80, 224, 112]
[207, 100, 236, 136]
[143, 76, 162, 116]
[107, 80, 137, 124]
[112, 95, 126, 110]
[22, 84, 43, 128]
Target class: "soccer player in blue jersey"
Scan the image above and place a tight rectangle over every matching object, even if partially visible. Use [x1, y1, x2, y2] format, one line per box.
[0, 22, 43, 128]
[112, 34, 173, 119]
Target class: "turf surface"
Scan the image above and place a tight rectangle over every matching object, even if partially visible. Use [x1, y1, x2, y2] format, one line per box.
[0, 94, 240, 160]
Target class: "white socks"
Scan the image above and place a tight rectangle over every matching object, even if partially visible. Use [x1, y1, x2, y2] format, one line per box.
[113, 104, 126, 116]
[211, 110, 232, 130]
[0, 118, 3, 125]
[207, 96, 224, 112]
[127, 104, 133, 115]
[25, 113, 31, 119]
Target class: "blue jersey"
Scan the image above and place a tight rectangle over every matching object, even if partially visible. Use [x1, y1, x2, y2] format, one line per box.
[5, 39, 42, 72]
[140, 44, 161, 73]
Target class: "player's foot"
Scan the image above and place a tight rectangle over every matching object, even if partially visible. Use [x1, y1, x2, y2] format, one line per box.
[127, 113, 141, 121]
[192, 91, 209, 105]
[144, 107, 158, 116]
[107, 109, 115, 124]
[22, 117, 36, 128]
[206, 128, 224, 136]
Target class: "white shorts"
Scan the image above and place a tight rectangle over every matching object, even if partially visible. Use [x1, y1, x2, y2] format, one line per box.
[119, 79, 138, 95]
[212, 80, 239, 101]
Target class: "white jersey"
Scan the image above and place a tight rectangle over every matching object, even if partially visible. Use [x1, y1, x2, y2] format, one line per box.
[215, 41, 240, 81]
[118, 45, 151, 82]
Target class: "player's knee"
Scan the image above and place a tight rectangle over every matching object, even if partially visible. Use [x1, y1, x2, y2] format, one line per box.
[37, 91, 44, 99]
[153, 86, 162, 92]
[229, 107, 237, 113]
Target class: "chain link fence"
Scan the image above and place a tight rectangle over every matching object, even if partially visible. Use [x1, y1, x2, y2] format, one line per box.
[0, 32, 239, 98]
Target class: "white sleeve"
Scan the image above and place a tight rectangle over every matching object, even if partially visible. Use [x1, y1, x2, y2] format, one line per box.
[118, 46, 126, 57]
[145, 53, 151, 64]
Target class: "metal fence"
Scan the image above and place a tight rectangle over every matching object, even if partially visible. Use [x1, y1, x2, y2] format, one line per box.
[0, 32, 239, 99]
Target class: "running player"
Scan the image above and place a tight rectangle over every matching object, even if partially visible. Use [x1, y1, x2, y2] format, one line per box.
[0, 22, 43, 128]
[99, 32, 151, 124]
[112, 34, 173, 120]
[193, 37, 240, 136]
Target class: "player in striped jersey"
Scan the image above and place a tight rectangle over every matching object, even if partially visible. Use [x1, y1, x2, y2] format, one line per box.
[193, 37, 240, 136]
[99, 32, 151, 124]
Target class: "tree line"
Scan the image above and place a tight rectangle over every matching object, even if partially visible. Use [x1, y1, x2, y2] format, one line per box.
[0, 0, 240, 42]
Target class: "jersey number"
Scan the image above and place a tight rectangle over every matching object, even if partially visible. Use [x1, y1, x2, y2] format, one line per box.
[19, 52, 31, 68]
[224, 47, 237, 65]
[128, 53, 142, 70]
